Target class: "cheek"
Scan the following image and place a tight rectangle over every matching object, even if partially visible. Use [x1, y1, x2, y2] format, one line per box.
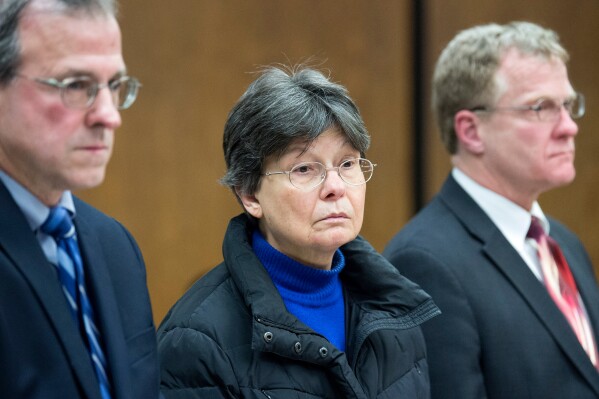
[21, 98, 75, 143]
[18, 85, 68, 122]
[278, 195, 320, 236]
[260, 187, 308, 222]
[356, 203, 366, 229]
[286, 195, 316, 224]
[1, 90, 74, 158]
[349, 189, 367, 227]
[42, 103, 83, 135]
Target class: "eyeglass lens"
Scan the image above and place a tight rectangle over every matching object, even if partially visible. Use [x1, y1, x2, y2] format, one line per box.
[290, 158, 374, 189]
[538, 93, 584, 121]
[566, 93, 585, 119]
[62, 77, 138, 109]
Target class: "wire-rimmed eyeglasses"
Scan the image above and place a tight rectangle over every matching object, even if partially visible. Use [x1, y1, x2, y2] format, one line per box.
[263, 158, 376, 191]
[469, 92, 585, 122]
[16, 74, 141, 110]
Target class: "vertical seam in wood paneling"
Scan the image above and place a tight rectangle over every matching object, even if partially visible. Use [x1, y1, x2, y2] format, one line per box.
[412, 0, 426, 214]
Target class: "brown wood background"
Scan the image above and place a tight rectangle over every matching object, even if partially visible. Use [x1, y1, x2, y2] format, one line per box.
[77, 0, 599, 323]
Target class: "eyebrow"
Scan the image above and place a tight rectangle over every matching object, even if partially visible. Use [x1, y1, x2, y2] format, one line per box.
[52, 68, 128, 80]
[535, 94, 577, 103]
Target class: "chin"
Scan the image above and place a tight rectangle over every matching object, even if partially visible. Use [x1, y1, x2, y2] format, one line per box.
[547, 173, 576, 190]
[70, 171, 107, 191]
[320, 229, 358, 250]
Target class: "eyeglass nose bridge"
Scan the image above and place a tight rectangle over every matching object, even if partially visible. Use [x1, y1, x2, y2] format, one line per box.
[318, 165, 346, 185]
[556, 93, 585, 121]
[85, 82, 115, 108]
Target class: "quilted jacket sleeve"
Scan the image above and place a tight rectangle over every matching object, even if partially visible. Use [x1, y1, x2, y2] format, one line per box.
[159, 326, 239, 399]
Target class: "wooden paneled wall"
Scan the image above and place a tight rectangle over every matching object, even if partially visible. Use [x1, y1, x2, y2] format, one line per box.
[78, 1, 414, 322]
[79, 1, 599, 323]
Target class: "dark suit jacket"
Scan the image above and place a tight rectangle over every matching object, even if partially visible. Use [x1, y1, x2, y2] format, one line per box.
[0, 181, 160, 399]
[383, 175, 599, 399]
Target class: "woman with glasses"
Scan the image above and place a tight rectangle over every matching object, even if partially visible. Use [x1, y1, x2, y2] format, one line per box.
[157, 65, 439, 398]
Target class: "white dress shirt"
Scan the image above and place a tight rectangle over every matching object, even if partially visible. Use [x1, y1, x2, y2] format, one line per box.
[452, 167, 547, 281]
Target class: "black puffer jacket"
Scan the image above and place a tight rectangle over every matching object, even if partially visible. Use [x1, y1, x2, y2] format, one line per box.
[158, 214, 440, 398]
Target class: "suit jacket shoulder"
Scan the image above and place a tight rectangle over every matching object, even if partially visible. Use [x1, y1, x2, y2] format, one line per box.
[383, 175, 599, 399]
[0, 183, 160, 399]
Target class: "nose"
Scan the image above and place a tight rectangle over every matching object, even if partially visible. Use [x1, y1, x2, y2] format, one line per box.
[85, 86, 122, 129]
[319, 167, 346, 199]
[556, 106, 579, 138]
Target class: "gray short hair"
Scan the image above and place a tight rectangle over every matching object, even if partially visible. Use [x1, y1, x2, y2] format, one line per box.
[221, 65, 370, 202]
[432, 21, 569, 154]
[0, 0, 117, 85]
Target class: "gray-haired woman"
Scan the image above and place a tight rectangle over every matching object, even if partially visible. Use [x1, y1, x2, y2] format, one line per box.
[157, 65, 439, 398]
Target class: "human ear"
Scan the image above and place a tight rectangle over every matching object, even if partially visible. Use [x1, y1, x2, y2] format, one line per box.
[236, 188, 263, 219]
[454, 110, 484, 154]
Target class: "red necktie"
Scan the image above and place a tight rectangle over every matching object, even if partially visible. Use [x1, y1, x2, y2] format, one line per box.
[527, 216, 598, 367]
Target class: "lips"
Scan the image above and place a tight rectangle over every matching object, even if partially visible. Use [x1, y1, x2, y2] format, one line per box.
[550, 150, 574, 159]
[321, 212, 349, 221]
[77, 144, 108, 151]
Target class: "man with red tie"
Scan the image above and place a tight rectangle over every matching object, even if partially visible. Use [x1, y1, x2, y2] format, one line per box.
[384, 21, 599, 398]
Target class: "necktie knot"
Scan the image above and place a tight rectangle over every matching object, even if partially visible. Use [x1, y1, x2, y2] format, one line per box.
[41, 206, 75, 240]
[527, 216, 545, 242]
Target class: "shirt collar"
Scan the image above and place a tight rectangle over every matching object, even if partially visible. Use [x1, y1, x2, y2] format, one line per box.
[452, 168, 549, 247]
[0, 171, 76, 231]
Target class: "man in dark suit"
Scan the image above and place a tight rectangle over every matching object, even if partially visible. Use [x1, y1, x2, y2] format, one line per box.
[384, 21, 599, 398]
[0, 0, 160, 398]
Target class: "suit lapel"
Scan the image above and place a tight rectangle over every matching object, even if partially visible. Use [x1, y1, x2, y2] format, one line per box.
[0, 183, 101, 399]
[74, 210, 132, 399]
[440, 175, 599, 395]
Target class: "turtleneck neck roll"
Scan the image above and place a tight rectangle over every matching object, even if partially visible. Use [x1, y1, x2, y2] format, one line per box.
[252, 229, 347, 351]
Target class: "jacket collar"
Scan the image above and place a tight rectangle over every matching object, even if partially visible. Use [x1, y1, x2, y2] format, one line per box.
[222, 214, 439, 337]
[223, 214, 306, 331]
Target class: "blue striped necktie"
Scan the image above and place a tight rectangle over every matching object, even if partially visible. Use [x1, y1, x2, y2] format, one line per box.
[41, 206, 112, 399]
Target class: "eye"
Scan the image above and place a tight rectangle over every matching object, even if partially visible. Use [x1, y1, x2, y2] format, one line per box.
[531, 99, 559, 113]
[64, 77, 93, 91]
[339, 158, 357, 169]
[291, 163, 319, 175]
[109, 77, 125, 92]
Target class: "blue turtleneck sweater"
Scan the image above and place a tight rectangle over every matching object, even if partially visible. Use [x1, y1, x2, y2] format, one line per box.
[252, 230, 346, 351]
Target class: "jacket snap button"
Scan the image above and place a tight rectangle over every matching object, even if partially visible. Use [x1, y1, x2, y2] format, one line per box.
[263, 332, 273, 342]
[294, 342, 302, 354]
[319, 347, 328, 357]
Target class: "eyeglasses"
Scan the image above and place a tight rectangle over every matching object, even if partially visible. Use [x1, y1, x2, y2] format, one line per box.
[263, 158, 376, 191]
[470, 92, 585, 122]
[17, 74, 141, 110]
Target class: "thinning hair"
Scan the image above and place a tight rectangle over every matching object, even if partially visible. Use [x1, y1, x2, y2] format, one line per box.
[0, 0, 117, 85]
[221, 65, 370, 202]
[432, 21, 569, 154]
